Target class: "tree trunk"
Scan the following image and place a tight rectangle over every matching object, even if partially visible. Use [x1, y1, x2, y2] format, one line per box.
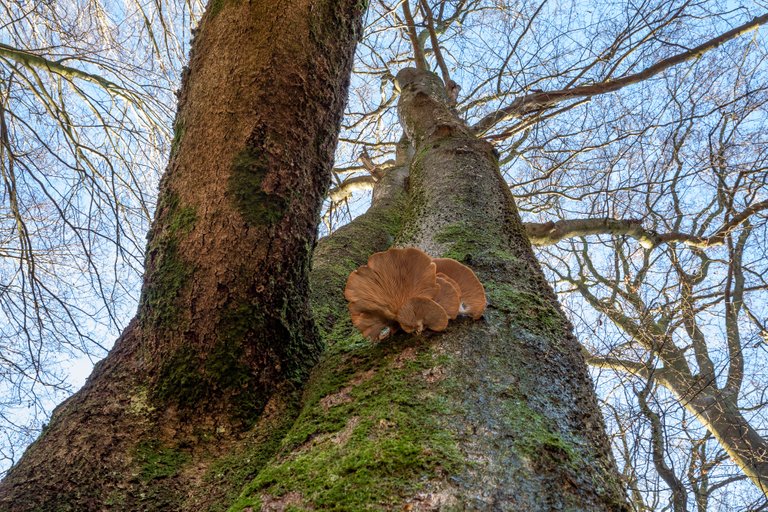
[222, 69, 629, 510]
[0, 1, 363, 510]
[0, 14, 630, 512]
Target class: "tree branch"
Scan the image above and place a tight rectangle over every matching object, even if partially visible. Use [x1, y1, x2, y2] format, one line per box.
[636, 384, 689, 511]
[328, 175, 376, 202]
[402, 1, 428, 71]
[526, 202, 768, 248]
[583, 351, 652, 380]
[526, 218, 656, 247]
[419, 0, 457, 103]
[0, 43, 136, 102]
[473, 13, 768, 134]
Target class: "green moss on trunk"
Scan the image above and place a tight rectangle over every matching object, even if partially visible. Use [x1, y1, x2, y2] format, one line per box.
[134, 440, 192, 482]
[140, 191, 196, 330]
[207, 0, 241, 20]
[152, 300, 278, 425]
[310, 189, 405, 344]
[228, 338, 462, 511]
[228, 146, 288, 226]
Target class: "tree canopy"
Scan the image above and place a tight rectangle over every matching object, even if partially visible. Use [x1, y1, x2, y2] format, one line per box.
[1, 0, 768, 509]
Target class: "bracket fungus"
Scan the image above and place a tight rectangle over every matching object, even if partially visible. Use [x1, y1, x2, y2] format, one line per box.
[433, 258, 487, 320]
[344, 247, 487, 340]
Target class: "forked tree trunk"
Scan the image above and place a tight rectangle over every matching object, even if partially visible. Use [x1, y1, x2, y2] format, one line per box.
[221, 69, 629, 510]
[0, 1, 363, 510]
[0, 10, 629, 512]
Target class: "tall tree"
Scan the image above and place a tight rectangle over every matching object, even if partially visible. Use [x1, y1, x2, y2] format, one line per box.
[0, 0, 630, 510]
[3, 0, 767, 510]
[0, 0, 364, 509]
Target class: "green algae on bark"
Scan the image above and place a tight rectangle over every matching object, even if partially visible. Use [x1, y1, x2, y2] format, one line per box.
[228, 338, 462, 511]
[140, 190, 197, 331]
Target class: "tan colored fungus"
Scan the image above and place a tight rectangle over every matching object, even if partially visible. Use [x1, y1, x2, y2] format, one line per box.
[432, 258, 487, 319]
[433, 275, 461, 319]
[344, 247, 439, 321]
[345, 248, 486, 340]
[397, 297, 449, 334]
[348, 302, 396, 340]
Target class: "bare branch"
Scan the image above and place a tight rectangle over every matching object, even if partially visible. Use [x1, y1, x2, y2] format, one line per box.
[0, 43, 139, 104]
[474, 13, 768, 134]
[328, 175, 376, 202]
[526, 201, 768, 248]
[401, 1, 428, 72]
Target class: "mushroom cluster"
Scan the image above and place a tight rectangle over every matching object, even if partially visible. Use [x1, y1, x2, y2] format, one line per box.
[344, 247, 486, 340]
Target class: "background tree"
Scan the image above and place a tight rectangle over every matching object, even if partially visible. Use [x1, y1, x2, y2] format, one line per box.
[0, 0, 204, 467]
[0, 0, 365, 509]
[2, 0, 768, 510]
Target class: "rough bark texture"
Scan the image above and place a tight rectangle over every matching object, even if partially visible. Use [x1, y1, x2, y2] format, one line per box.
[0, 1, 363, 510]
[394, 68, 628, 509]
[222, 70, 628, 510]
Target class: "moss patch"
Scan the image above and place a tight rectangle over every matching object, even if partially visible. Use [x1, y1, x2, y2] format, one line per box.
[170, 118, 185, 159]
[152, 291, 317, 423]
[141, 191, 196, 330]
[228, 146, 287, 226]
[485, 281, 565, 338]
[128, 386, 155, 415]
[207, 0, 240, 19]
[153, 345, 208, 408]
[134, 440, 191, 482]
[310, 194, 404, 346]
[152, 300, 270, 422]
[434, 223, 517, 263]
[502, 399, 579, 471]
[228, 339, 461, 510]
[202, 393, 303, 512]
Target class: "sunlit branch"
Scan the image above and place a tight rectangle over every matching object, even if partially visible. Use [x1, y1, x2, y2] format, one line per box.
[401, 1, 428, 71]
[418, 0, 456, 103]
[328, 175, 376, 202]
[526, 201, 768, 248]
[473, 13, 768, 134]
[0, 43, 139, 104]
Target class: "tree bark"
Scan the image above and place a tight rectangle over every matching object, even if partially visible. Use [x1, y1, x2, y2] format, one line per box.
[222, 69, 629, 510]
[0, 1, 363, 510]
[0, 17, 631, 512]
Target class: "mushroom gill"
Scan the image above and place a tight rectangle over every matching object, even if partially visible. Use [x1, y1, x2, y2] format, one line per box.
[434, 274, 461, 319]
[397, 297, 449, 334]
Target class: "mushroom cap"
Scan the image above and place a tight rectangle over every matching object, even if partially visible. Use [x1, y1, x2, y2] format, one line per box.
[432, 258, 487, 319]
[397, 297, 449, 333]
[349, 303, 395, 340]
[344, 247, 439, 321]
[433, 274, 461, 319]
